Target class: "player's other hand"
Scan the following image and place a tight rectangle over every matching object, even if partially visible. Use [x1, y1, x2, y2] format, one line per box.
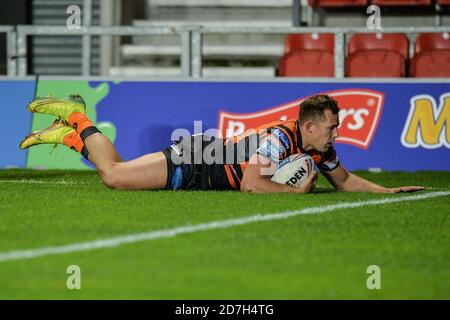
[296, 171, 318, 193]
[386, 186, 426, 193]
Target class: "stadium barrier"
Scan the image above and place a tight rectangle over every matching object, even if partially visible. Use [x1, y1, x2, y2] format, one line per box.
[1, 77, 449, 171]
[1, 26, 449, 171]
[4, 25, 450, 77]
[0, 26, 16, 76]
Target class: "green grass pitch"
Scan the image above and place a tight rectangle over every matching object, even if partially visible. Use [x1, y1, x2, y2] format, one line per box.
[0, 169, 449, 299]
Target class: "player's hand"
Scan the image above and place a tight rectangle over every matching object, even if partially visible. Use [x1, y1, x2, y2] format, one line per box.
[385, 186, 426, 193]
[296, 171, 318, 193]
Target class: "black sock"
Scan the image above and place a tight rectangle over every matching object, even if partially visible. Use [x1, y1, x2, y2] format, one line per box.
[80, 126, 101, 142]
[81, 145, 89, 160]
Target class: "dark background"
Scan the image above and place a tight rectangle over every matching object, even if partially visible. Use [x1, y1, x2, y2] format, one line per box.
[0, 0, 31, 74]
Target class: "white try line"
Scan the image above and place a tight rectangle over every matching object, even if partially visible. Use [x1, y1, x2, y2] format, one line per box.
[0, 191, 449, 263]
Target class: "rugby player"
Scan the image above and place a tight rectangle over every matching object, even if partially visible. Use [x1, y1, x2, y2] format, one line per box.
[20, 94, 424, 194]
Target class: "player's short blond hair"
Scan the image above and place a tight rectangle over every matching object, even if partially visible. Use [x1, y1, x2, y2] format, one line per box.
[298, 95, 340, 124]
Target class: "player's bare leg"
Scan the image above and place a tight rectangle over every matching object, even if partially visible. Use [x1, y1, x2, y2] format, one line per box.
[24, 95, 168, 190]
[84, 132, 168, 190]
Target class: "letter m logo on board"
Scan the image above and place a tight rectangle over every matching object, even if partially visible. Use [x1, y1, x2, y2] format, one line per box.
[218, 89, 384, 150]
[401, 93, 450, 149]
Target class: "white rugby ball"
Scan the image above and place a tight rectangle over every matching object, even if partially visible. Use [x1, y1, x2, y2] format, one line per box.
[271, 154, 316, 187]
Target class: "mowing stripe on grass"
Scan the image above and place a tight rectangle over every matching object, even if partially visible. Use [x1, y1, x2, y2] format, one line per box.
[0, 191, 449, 263]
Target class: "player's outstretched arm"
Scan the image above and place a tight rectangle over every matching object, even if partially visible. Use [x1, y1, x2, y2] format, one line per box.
[322, 164, 425, 193]
[240, 154, 317, 193]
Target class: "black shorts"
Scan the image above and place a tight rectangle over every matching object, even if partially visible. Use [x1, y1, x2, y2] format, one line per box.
[162, 135, 215, 190]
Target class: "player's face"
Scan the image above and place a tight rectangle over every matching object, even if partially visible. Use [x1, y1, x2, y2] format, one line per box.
[311, 110, 340, 152]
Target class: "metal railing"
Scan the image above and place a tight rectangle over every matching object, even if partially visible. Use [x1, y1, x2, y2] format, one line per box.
[15, 25, 180, 77]
[195, 26, 450, 78]
[0, 26, 16, 76]
[4, 25, 450, 78]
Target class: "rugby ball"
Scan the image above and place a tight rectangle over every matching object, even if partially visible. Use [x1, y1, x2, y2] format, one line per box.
[271, 154, 316, 187]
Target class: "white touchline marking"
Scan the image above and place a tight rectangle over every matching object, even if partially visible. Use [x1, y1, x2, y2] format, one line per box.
[0, 179, 84, 185]
[0, 191, 449, 263]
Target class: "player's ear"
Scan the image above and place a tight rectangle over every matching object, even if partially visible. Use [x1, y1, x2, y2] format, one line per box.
[304, 120, 315, 133]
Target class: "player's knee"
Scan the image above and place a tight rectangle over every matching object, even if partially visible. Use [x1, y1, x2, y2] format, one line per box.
[100, 170, 116, 189]
[100, 166, 122, 189]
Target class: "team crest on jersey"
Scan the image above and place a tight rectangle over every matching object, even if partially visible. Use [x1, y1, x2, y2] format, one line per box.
[218, 89, 385, 150]
[270, 128, 291, 150]
[257, 134, 287, 162]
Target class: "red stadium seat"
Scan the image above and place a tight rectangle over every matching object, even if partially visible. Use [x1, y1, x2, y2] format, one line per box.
[279, 51, 334, 77]
[284, 33, 334, 54]
[414, 33, 450, 54]
[348, 33, 409, 60]
[346, 50, 405, 77]
[308, 0, 367, 7]
[411, 34, 450, 77]
[436, 0, 450, 4]
[410, 51, 450, 77]
[371, 0, 431, 5]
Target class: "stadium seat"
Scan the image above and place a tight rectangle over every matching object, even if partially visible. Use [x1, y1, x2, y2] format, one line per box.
[279, 51, 334, 77]
[436, 0, 450, 4]
[348, 33, 409, 60]
[410, 33, 450, 77]
[346, 50, 406, 77]
[371, 0, 432, 5]
[409, 51, 450, 77]
[414, 33, 450, 54]
[284, 33, 334, 54]
[346, 33, 408, 77]
[308, 0, 367, 7]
